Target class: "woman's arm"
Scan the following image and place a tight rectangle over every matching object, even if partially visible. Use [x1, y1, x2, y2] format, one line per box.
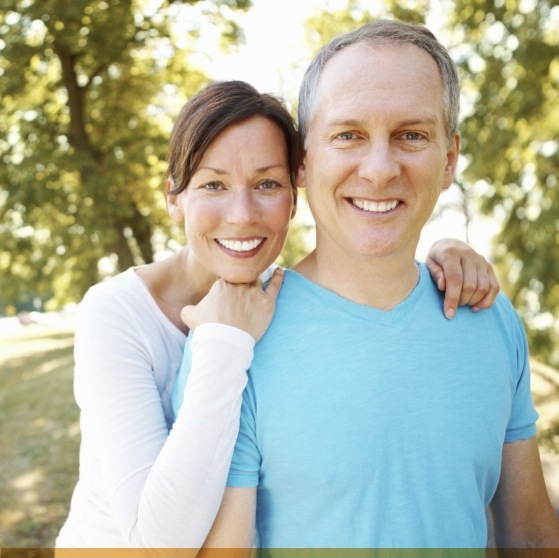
[426, 238, 500, 319]
[150, 323, 255, 547]
[74, 270, 283, 548]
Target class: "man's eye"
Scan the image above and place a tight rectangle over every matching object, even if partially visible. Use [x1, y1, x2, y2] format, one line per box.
[402, 132, 425, 141]
[336, 132, 357, 141]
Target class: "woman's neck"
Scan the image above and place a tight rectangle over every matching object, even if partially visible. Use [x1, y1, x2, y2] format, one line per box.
[136, 246, 218, 333]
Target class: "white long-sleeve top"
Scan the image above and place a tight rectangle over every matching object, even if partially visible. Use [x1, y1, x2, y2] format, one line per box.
[55, 268, 254, 548]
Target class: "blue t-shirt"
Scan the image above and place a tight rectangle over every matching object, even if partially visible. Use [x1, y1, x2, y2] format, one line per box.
[226, 264, 538, 548]
[172, 332, 192, 415]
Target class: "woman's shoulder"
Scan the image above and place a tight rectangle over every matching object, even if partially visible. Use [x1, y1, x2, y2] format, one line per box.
[80, 268, 152, 316]
[85, 267, 141, 295]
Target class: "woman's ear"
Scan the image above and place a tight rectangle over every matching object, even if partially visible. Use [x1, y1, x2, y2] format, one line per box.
[166, 177, 184, 223]
[295, 153, 307, 190]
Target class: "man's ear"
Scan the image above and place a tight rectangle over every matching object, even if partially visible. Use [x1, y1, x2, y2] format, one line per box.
[443, 133, 461, 191]
[166, 177, 184, 223]
[291, 191, 298, 219]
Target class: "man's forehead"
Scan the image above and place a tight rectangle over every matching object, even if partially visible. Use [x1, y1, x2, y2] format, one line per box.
[313, 42, 444, 117]
[319, 41, 438, 83]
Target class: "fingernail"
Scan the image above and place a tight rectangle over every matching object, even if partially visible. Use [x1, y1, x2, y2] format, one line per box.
[445, 308, 455, 320]
[471, 306, 480, 312]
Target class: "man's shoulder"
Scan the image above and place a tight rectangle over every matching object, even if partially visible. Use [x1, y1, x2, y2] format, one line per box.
[279, 269, 324, 305]
[457, 289, 518, 323]
[417, 262, 518, 320]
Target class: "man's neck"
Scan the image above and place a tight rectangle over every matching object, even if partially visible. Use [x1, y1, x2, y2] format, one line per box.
[293, 249, 420, 310]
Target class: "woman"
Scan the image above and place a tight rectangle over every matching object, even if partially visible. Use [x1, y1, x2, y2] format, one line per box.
[56, 80, 498, 548]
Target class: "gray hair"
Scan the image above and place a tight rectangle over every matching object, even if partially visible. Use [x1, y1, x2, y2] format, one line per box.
[298, 19, 460, 147]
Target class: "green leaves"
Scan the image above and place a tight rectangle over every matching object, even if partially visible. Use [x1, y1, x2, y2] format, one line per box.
[450, 0, 559, 364]
[0, 0, 250, 313]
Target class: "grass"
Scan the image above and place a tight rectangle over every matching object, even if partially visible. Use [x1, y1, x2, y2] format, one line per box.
[1, 326, 559, 552]
[0, 327, 79, 551]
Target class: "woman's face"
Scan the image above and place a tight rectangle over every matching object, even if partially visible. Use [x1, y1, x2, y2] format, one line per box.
[168, 116, 295, 283]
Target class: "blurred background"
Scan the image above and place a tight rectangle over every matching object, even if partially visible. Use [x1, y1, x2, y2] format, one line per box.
[1, 0, 558, 551]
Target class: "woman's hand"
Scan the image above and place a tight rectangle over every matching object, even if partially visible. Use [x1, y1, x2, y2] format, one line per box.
[181, 267, 284, 342]
[426, 239, 500, 320]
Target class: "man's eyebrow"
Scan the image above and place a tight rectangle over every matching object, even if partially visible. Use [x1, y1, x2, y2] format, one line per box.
[324, 116, 440, 128]
[324, 119, 363, 128]
[398, 117, 439, 127]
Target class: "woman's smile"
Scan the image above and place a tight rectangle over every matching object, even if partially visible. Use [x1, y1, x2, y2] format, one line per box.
[170, 115, 295, 284]
[216, 237, 266, 255]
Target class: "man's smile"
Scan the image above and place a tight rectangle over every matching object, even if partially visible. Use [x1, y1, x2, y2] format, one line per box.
[350, 198, 400, 213]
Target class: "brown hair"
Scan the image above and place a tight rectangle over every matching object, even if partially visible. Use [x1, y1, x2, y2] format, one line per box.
[167, 80, 301, 198]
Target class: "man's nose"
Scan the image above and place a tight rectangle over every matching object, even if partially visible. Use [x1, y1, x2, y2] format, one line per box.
[358, 140, 400, 186]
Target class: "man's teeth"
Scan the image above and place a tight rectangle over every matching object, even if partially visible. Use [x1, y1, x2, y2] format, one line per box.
[217, 238, 264, 252]
[352, 199, 399, 213]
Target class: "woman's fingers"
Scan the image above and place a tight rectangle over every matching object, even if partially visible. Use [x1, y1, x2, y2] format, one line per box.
[181, 268, 285, 341]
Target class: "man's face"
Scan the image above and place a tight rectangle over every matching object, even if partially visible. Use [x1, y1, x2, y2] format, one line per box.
[298, 42, 460, 265]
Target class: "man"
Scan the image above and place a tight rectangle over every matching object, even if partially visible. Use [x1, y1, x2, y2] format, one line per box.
[201, 20, 559, 551]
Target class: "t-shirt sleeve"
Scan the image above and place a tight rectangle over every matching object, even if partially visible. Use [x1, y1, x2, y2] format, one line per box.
[505, 306, 539, 443]
[227, 380, 261, 487]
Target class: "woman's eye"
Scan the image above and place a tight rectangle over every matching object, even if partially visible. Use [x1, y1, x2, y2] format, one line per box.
[202, 181, 223, 191]
[258, 179, 280, 191]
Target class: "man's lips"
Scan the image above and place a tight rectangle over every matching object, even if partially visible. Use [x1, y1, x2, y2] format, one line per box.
[351, 198, 400, 213]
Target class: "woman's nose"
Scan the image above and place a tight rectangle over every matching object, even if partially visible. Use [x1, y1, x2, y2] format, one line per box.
[225, 189, 260, 226]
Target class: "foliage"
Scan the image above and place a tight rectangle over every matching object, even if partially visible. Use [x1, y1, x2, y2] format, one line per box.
[303, 0, 427, 53]
[0, 0, 251, 311]
[447, 0, 559, 363]
[304, 0, 559, 365]
[277, 210, 314, 270]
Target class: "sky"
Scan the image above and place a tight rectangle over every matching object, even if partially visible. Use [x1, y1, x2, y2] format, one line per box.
[192, 0, 328, 101]
[193, 0, 498, 260]
[195, 0, 446, 99]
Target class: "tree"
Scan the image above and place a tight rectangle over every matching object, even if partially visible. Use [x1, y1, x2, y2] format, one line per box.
[303, 0, 427, 54]
[447, 0, 559, 364]
[0, 0, 251, 311]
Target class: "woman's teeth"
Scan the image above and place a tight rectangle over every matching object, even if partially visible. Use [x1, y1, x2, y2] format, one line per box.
[217, 238, 264, 252]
